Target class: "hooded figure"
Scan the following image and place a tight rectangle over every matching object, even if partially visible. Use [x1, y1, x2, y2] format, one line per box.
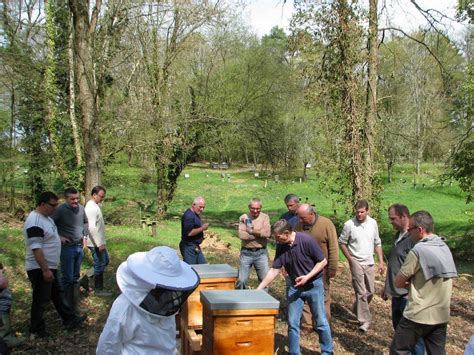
[96, 246, 199, 354]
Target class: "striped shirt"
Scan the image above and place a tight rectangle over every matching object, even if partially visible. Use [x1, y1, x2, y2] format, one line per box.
[24, 211, 61, 271]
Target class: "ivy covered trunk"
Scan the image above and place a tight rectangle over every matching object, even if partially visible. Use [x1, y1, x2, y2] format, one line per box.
[69, 0, 101, 194]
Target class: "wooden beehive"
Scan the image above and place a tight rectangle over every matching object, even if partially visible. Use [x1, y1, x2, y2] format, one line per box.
[200, 290, 279, 354]
[182, 264, 238, 330]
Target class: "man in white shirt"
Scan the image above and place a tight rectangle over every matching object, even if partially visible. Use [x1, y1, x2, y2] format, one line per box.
[339, 199, 385, 332]
[85, 186, 110, 296]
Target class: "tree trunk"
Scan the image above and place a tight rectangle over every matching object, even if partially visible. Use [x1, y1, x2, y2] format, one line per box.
[364, 0, 378, 197]
[69, 0, 102, 194]
[68, 17, 82, 167]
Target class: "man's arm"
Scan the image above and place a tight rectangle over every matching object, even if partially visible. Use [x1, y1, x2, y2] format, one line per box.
[188, 223, 209, 237]
[32, 249, 54, 282]
[375, 245, 385, 274]
[294, 258, 328, 287]
[82, 205, 89, 238]
[374, 221, 384, 274]
[327, 222, 339, 277]
[394, 272, 409, 289]
[257, 268, 280, 290]
[252, 214, 271, 239]
[339, 243, 353, 263]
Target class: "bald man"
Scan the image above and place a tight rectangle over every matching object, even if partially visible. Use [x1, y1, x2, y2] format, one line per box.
[180, 197, 209, 264]
[295, 204, 339, 330]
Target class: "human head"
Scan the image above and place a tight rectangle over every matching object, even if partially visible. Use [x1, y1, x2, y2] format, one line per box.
[408, 211, 434, 241]
[64, 187, 80, 208]
[37, 191, 59, 216]
[388, 204, 410, 232]
[191, 197, 206, 215]
[297, 203, 317, 226]
[271, 219, 294, 245]
[248, 198, 262, 219]
[284, 194, 299, 214]
[91, 185, 106, 204]
[116, 246, 199, 317]
[355, 199, 369, 222]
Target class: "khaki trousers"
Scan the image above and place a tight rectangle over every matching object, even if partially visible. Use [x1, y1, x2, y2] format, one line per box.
[349, 259, 375, 324]
[301, 270, 331, 328]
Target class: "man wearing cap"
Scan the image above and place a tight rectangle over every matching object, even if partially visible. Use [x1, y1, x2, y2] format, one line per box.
[236, 198, 271, 289]
[280, 194, 300, 229]
[52, 187, 88, 314]
[258, 220, 333, 355]
[97, 246, 199, 354]
[295, 203, 338, 329]
[180, 197, 209, 264]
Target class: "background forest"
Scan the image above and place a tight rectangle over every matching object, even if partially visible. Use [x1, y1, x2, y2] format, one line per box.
[0, 0, 472, 215]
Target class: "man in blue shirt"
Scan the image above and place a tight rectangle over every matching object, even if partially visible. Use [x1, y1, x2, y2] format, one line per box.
[280, 194, 300, 229]
[258, 220, 333, 355]
[179, 197, 209, 264]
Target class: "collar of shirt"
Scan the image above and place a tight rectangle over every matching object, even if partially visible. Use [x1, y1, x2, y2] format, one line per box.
[394, 231, 409, 245]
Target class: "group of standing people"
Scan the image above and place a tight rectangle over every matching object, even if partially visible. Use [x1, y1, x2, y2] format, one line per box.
[18, 186, 111, 340]
[180, 194, 458, 355]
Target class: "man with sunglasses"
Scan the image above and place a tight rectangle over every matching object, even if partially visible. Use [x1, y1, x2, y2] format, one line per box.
[24, 192, 85, 338]
[236, 198, 271, 289]
[390, 211, 457, 354]
[382, 204, 424, 354]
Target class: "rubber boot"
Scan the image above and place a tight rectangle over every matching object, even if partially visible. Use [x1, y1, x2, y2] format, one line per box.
[94, 274, 111, 297]
[1, 314, 26, 348]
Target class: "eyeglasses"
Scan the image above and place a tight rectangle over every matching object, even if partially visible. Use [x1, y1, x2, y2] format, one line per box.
[47, 202, 59, 208]
[407, 226, 418, 232]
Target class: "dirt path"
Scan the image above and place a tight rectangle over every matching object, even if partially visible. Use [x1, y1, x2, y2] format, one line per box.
[8, 236, 473, 354]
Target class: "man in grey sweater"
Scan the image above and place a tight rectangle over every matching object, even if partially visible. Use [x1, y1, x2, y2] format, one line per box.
[52, 187, 88, 315]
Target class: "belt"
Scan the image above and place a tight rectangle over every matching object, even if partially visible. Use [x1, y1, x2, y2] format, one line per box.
[242, 247, 266, 252]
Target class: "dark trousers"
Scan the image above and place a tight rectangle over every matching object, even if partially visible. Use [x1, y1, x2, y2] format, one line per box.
[27, 269, 75, 333]
[390, 316, 447, 355]
[392, 297, 425, 355]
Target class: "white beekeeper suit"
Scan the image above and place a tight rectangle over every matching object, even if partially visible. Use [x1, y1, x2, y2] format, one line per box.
[96, 246, 199, 355]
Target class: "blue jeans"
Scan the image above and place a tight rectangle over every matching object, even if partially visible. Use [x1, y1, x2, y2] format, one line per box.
[287, 277, 333, 355]
[236, 248, 269, 289]
[60, 243, 84, 290]
[88, 247, 110, 275]
[392, 297, 425, 355]
[179, 241, 206, 264]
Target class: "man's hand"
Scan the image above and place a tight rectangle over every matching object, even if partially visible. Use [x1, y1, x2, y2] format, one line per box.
[202, 223, 209, 231]
[98, 245, 106, 252]
[281, 267, 289, 277]
[60, 237, 71, 245]
[294, 275, 309, 287]
[378, 262, 385, 275]
[42, 269, 54, 283]
[380, 289, 388, 301]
